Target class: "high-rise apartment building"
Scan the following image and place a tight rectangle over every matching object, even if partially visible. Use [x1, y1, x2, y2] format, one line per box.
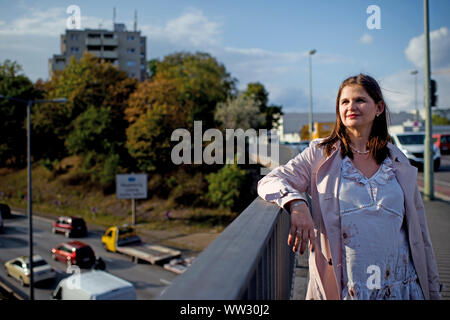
[49, 23, 147, 81]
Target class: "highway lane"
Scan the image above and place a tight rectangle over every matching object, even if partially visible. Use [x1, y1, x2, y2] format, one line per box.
[0, 212, 177, 300]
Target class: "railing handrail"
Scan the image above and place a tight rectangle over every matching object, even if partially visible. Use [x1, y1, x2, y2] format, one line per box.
[158, 197, 296, 300]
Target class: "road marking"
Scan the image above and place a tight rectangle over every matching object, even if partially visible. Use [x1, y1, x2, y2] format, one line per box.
[160, 278, 171, 285]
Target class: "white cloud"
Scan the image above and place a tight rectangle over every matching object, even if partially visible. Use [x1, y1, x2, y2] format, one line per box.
[380, 70, 450, 111]
[140, 8, 222, 48]
[405, 26, 450, 70]
[0, 7, 66, 36]
[0, 6, 113, 37]
[360, 33, 373, 44]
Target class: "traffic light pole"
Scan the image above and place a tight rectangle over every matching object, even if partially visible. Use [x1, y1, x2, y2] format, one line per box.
[423, 0, 434, 200]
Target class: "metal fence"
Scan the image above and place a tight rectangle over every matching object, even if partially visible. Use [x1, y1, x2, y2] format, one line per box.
[158, 197, 296, 300]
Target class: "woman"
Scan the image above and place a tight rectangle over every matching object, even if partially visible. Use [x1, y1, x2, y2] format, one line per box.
[258, 74, 442, 300]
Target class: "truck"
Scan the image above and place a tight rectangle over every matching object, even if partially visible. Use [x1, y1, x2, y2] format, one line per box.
[101, 224, 182, 265]
[52, 270, 136, 300]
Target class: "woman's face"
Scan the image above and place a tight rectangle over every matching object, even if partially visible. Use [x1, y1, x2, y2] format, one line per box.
[338, 84, 383, 131]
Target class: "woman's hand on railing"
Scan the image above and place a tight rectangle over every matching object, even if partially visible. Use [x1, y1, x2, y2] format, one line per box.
[287, 200, 316, 255]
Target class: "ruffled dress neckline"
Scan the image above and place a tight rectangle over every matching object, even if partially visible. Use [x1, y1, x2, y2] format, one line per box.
[341, 156, 395, 186]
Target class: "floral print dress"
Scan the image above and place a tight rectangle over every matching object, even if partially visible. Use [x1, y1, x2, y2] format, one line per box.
[338, 156, 424, 300]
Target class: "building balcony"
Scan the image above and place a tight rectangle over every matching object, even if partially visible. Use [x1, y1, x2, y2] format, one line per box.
[87, 50, 102, 57]
[85, 38, 102, 46]
[102, 50, 118, 59]
[102, 38, 118, 46]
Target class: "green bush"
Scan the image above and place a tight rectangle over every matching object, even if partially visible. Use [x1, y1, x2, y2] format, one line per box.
[205, 164, 248, 211]
[164, 169, 207, 207]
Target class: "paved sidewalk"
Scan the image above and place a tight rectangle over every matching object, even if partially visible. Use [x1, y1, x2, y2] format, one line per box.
[421, 197, 450, 299]
[291, 193, 450, 300]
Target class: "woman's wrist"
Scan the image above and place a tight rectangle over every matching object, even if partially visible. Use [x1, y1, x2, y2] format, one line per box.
[290, 199, 308, 210]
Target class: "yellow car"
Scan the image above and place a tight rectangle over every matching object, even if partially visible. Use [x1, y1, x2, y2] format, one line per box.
[4, 255, 56, 286]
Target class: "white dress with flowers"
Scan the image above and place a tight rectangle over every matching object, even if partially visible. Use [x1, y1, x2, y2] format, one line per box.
[338, 156, 424, 300]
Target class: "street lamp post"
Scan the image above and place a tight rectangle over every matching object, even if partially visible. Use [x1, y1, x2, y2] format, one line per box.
[308, 49, 316, 141]
[0, 95, 67, 300]
[423, 0, 434, 201]
[411, 70, 419, 122]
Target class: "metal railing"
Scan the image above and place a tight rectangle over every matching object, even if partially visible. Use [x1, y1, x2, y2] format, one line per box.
[158, 197, 296, 300]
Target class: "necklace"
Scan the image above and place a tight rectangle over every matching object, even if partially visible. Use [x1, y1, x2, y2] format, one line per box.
[350, 145, 369, 154]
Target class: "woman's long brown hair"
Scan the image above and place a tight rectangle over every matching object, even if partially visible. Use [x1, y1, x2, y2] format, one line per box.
[318, 73, 392, 164]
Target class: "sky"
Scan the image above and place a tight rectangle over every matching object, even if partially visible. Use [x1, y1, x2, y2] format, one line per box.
[0, 0, 449, 114]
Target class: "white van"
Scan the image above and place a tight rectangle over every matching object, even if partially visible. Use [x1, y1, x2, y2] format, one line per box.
[52, 270, 136, 300]
[391, 132, 441, 171]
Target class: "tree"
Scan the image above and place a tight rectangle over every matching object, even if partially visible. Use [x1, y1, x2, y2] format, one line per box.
[66, 105, 116, 155]
[205, 164, 249, 210]
[0, 60, 37, 166]
[152, 52, 237, 129]
[32, 52, 137, 161]
[243, 82, 283, 130]
[432, 114, 450, 125]
[126, 103, 187, 173]
[214, 93, 265, 130]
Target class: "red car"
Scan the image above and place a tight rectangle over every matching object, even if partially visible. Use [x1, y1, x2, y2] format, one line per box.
[433, 133, 450, 155]
[51, 241, 96, 269]
[52, 216, 87, 238]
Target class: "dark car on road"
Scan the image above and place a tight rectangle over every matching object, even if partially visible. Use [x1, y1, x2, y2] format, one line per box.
[52, 216, 87, 238]
[0, 203, 12, 219]
[51, 241, 96, 269]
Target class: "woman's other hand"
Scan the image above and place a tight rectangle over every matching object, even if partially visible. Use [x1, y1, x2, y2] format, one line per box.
[287, 200, 316, 254]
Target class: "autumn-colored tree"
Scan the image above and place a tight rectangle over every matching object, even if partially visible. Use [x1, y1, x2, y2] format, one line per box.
[151, 52, 237, 129]
[126, 103, 187, 173]
[125, 77, 188, 125]
[32, 52, 137, 161]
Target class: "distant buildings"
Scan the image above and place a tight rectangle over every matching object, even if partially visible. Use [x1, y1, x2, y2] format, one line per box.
[49, 23, 146, 81]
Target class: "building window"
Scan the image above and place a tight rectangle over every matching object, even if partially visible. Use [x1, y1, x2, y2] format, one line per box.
[70, 34, 78, 40]
[127, 35, 135, 41]
[127, 48, 136, 53]
[71, 47, 79, 53]
[126, 60, 136, 67]
[129, 72, 135, 77]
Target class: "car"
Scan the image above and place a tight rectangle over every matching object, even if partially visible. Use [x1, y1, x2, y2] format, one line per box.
[0, 203, 12, 219]
[52, 216, 87, 238]
[4, 255, 56, 287]
[0, 213, 3, 233]
[51, 241, 96, 269]
[391, 132, 441, 171]
[432, 133, 450, 155]
[52, 270, 136, 300]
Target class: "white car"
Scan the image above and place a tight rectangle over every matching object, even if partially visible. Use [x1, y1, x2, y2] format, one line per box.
[4, 255, 56, 286]
[391, 132, 440, 171]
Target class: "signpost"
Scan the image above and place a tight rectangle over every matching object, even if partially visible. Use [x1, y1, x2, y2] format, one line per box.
[116, 174, 148, 226]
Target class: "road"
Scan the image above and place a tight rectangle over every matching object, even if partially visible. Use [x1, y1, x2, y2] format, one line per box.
[417, 155, 450, 199]
[0, 212, 177, 300]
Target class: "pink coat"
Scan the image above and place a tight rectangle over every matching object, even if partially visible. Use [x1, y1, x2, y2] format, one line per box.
[257, 139, 442, 300]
